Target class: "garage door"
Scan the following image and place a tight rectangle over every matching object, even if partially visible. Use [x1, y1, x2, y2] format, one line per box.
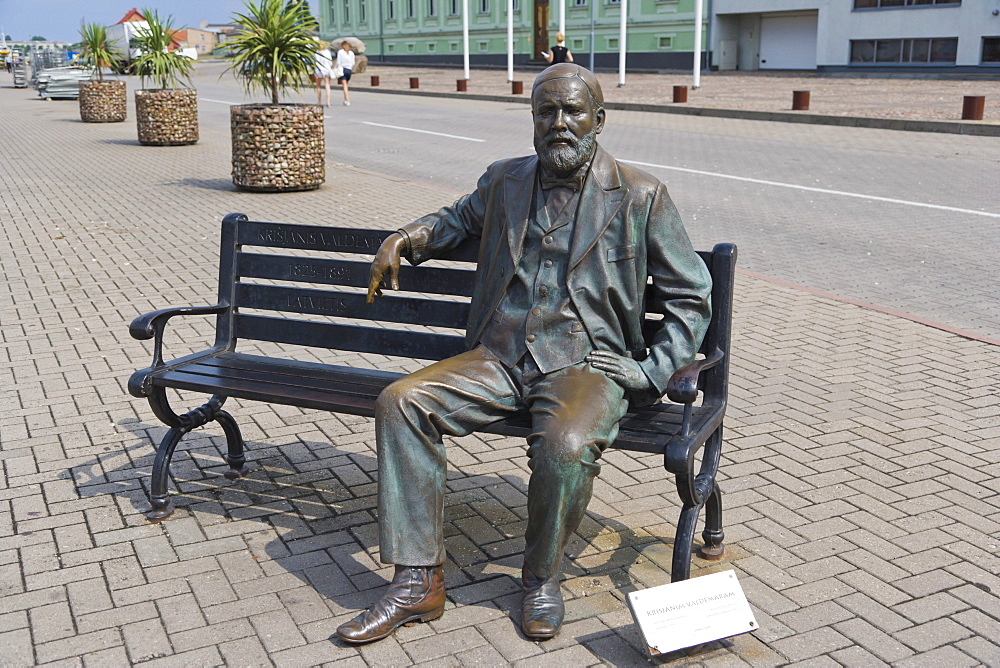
[759, 13, 817, 70]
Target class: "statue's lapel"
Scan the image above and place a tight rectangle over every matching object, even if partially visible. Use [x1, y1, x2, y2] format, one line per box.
[504, 157, 536, 261]
[569, 146, 626, 272]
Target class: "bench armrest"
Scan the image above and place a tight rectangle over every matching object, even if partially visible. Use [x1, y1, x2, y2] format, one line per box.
[129, 303, 229, 369]
[665, 348, 725, 405]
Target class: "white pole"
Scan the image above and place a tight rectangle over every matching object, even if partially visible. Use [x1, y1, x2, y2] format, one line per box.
[559, 0, 565, 42]
[693, 0, 703, 89]
[507, 0, 514, 82]
[617, 0, 626, 87]
[462, 0, 470, 79]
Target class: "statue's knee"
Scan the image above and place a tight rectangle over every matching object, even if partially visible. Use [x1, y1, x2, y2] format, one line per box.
[376, 377, 419, 417]
[538, 428, 600, 466]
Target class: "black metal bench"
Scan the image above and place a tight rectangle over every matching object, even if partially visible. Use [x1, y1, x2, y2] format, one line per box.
[128, 213, 736, 582]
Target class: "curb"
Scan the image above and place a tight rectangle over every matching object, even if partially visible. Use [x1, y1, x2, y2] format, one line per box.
[354, 86, 1000, 137]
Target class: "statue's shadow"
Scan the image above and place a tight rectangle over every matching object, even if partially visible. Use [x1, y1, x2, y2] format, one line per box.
[78, 417, 728, 663]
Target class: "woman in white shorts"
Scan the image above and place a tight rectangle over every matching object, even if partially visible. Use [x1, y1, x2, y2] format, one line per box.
[314, 41, 335, 107]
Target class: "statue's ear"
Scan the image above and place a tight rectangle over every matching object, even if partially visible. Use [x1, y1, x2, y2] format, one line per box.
[594, 107, 607, 135]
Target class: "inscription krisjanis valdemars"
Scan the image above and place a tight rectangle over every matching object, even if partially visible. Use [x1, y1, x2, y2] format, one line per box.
[287, 294, 348, 312]
[258, 227, 380, 250]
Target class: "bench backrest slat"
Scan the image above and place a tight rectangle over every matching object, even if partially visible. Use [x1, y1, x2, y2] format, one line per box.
[235, 314, 467, 360]
[236, 284, 470, 329]
[237, 253, 476, 297]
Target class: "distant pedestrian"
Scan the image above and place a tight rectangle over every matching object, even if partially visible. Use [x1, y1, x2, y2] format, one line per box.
[314, 41, 334, 107]
[336, 41, 355, 106]
[543, 33, 573, 65]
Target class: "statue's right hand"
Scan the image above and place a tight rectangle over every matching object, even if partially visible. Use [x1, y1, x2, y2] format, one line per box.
[366, 233, 405, 303]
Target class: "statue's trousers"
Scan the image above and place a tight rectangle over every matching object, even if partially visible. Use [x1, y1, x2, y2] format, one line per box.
[376, 346, 628, 578]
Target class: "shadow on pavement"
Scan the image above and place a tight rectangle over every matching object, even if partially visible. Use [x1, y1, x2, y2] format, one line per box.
[76, 417, 733, 663]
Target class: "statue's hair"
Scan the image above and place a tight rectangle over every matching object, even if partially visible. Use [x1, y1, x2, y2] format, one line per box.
[532, 63, 604, 111]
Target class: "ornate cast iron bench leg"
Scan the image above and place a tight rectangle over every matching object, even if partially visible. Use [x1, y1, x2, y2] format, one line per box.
[145, 390, 248, 522]
[667, 425, 725, 582]
[699, 480, 725, 560]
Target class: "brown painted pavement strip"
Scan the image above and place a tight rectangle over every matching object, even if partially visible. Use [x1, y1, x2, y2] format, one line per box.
[1, 71, 999, 667]
[359, 62, 1000, 127]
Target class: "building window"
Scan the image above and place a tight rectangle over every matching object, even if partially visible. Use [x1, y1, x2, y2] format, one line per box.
[407, 42, 415, 52]
[572, 38, 585, 50]
[478, 40, 489, 51]
[428, 0, 436, 16]
[360, 0, 367, 22]
[407, 0, 415, 17]
[450, 41, 459, 51]
[450, 0, 459, 14]
[327, 0, 335, 23]
[607, 0, 620, 4]
[388, 0, 395, 18]
[479, 0, 489, 13]
[343, 0, 350, 23]
[854, 0, 960, 8]
[984, 37, 1000, 63]
[850, 38, 958, 64]
[387, 43, 395, 52]
[658, 36, 672, 49]
[428, 42, 436, 52]
[607, 37, 618, 49]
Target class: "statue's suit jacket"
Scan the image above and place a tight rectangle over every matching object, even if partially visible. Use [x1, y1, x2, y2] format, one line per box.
[399, 145, 713, 400]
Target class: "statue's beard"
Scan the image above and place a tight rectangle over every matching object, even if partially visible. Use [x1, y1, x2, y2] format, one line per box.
[534, 129, 598, 175]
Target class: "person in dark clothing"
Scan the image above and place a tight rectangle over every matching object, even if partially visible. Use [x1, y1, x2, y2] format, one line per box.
[544, 33, 573, 64]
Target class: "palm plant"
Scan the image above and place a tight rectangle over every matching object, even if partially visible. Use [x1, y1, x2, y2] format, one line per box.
[222, 0, 318, 105]
[132, 8, 194, 90]
[78, 23, 117, 81]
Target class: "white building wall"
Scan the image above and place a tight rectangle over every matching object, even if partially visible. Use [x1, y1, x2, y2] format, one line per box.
[712, 0, 1000, 69]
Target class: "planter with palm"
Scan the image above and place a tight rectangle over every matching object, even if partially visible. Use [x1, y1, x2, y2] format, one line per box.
[222, 0, 324, 192]
[133, 9, 198, 146]
[77, 23, 127, 123]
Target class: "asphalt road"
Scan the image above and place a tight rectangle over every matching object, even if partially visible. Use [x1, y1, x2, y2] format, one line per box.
[192, 63, 1000, 340]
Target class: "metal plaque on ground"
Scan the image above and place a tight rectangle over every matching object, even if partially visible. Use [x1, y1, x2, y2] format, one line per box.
[626, 570, 758, 657]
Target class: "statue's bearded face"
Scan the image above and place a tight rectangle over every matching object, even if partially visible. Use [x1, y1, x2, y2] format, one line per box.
[532, 78, 605, 176]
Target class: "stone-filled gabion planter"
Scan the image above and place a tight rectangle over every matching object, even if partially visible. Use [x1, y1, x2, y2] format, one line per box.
[135, 88, 199, 146]
[79, 80, 127, 123]
[231, 104, 325, 192]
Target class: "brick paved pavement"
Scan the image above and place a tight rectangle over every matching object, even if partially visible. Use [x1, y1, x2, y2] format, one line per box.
[2, 75, 1000, 667]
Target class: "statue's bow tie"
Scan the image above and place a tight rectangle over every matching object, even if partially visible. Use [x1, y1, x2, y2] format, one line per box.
[539, 174, 583, 191]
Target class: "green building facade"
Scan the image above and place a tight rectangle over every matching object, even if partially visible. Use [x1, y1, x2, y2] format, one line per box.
[318, 0, 707, 70]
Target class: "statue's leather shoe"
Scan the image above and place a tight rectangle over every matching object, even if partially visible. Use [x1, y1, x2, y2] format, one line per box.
[521, 568, 564, 640]
[336, 565, 445, 644]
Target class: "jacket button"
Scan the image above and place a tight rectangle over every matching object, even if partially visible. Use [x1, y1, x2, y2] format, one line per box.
[543, 236, 553, 244]
[527, 335, 536, 343]
[531, 307, 541, 315]
[544, 260, 553, 268]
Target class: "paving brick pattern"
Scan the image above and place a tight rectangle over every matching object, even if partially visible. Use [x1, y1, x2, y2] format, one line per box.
[2, 72, 1000, 666]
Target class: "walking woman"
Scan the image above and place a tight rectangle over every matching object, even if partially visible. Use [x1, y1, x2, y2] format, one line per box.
[336, 41, 355, 106]
[544, 33, 573, 64]
[314, 41, 334, 107]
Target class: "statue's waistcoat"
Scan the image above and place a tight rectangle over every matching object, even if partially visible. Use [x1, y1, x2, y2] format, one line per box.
[480, 181, 593, 373]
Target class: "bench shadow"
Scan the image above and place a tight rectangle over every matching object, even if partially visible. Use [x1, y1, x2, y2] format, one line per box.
[170, 178, 241, 192]
[80, 418, 716, 659]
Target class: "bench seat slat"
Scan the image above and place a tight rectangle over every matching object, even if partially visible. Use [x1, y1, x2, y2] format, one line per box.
[236, 284, 470, 329]
[235, 314, 467, 360]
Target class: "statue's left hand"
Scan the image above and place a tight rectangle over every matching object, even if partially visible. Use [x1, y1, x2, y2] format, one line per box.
[586, 350, 652, 392]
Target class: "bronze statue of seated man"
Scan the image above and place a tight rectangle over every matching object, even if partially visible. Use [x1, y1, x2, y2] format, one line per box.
[336, 63, 712, 644]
